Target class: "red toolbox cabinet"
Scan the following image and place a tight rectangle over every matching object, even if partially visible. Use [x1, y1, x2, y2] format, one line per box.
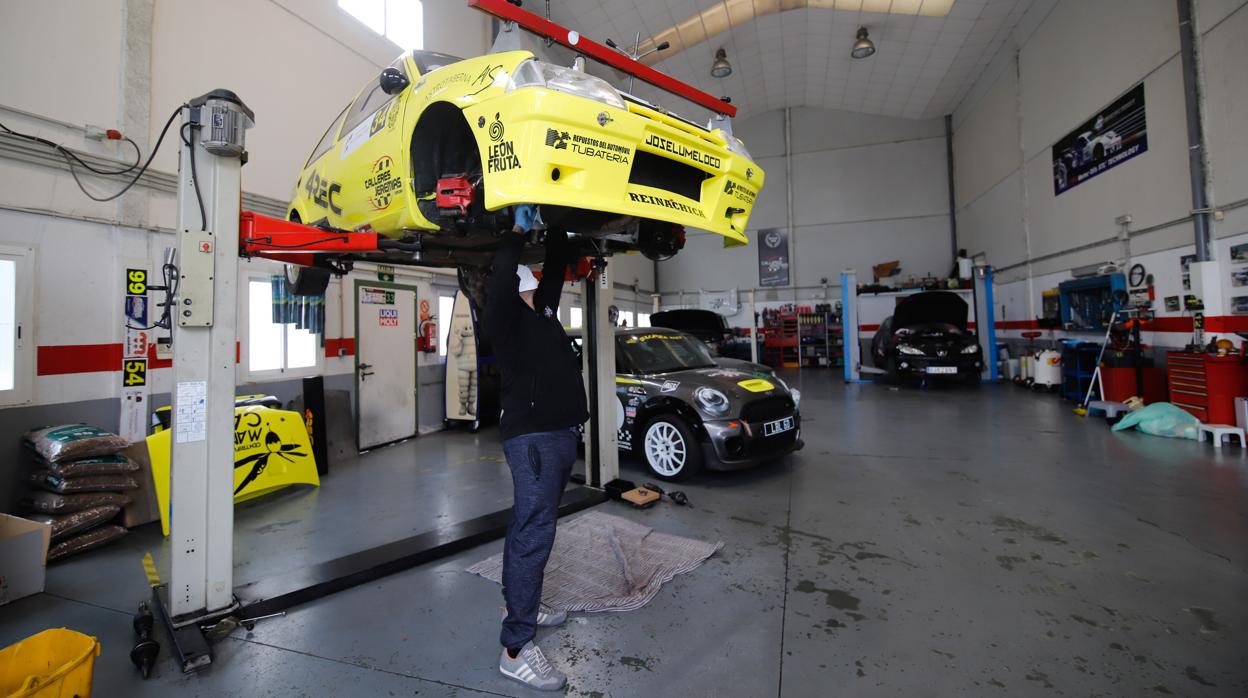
[1166, 352, 1248, 423]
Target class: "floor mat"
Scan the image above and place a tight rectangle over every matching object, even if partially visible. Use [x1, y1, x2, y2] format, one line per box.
[465, 510, 723, 612]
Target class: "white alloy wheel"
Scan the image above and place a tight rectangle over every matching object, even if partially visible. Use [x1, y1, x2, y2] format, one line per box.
[644, 421, 687, 477]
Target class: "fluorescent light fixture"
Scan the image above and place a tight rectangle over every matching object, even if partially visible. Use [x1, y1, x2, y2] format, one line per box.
[637, 0, 953, 63]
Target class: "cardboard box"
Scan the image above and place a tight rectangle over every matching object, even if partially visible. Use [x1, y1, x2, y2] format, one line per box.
[0, 513, 51, 606]
[121, 443, 160, 529]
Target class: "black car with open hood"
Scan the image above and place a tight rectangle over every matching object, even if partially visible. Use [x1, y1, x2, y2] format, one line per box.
[871, 291, 983, 382]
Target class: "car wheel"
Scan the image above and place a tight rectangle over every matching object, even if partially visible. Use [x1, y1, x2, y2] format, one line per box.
[284, 264, 331, 296]
[641, 414, 703, 481]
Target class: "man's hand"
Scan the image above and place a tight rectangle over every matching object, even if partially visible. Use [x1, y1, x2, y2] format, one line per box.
[512, 204, 538, 233]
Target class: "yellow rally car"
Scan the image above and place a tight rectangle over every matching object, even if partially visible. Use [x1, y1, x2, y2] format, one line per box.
[287, 50, 763, 285]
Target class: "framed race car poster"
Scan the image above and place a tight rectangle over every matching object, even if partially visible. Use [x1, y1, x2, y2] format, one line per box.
[758, 228, 790, 287]
[1052, 83, 1148, 196]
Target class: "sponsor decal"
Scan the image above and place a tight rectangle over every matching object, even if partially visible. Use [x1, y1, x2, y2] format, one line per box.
[644, 134, 721, 168]
[360, 288, 396, 305]
[473, 63, 503, 87]
[627, 385, 647, 396]
[627, 395, 642, 407]
[746, 167, 755, 180]
[425, 72, 470, 98]
[624, 333, 682, 344]
[125, 295, 147, 326]
[489, 113, 505, 142]
[660, 380, 679, 393]
[365, 155, 403, 210]
[628, 192, 704, 218]
[618, 428, 633, 451]
[545, 128, 631, 164]
[700, 368, 748, 379]
[304, 170, 343, 215]
[723, 180, 757, 204]
[123, 358, 147, 387]
[487, 140, 521, 172]
[386, 101, 400, 130]
[737, 378, 775, 393]
[758, 227, 789, 287]
[625, 406, 638, 418]
[232, 410, 309, 496]
[369, 102, 390, 137]
[379, 308, 399, 326]
[126, 268, 148, 296]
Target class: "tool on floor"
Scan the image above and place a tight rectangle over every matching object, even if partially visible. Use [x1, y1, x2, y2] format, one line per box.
[130, 602, 160, 679]
[642, 482, 691, 506]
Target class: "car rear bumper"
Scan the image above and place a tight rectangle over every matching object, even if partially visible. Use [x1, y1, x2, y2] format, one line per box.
[462, 89, 762, 244]
[701, 414, 803, 470]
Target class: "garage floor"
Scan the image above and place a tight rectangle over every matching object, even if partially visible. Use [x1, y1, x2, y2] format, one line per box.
[2, 376, 1245, 697]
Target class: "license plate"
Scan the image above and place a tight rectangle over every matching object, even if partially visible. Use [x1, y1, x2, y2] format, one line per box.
[764, 417, 794, 436]
[925, 366, 957, 374]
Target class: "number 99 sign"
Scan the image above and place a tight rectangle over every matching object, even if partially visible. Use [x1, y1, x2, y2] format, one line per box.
[127, 268, 148, 296]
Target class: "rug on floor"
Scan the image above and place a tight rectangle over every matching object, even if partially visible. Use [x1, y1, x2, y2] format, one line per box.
[465, 510, 723, 612]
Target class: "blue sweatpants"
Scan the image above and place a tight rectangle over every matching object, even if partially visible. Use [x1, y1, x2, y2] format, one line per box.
[499, 427, 578, 649]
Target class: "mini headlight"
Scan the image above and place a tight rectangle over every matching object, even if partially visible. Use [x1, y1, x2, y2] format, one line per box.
[694, 386, 730, 416]
[790, 388, 801, 409]
[506, 59, 626, 109]
[897, 344, 924, 356]
[961, 343, 980, 354]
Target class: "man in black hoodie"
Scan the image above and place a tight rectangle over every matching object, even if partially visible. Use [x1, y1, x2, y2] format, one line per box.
[483, 205, 588, 691]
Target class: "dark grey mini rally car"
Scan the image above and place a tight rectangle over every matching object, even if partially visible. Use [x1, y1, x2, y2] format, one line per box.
[571, 327, 802, 480]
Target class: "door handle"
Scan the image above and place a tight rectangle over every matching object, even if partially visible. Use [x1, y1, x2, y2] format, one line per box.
[359, 363, 373, 370]
[358, 363, 374, 380]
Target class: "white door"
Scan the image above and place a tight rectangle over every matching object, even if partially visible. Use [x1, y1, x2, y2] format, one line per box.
[356, 283, 417, 450]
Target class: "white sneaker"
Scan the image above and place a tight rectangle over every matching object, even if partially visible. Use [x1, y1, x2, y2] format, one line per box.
[536, 605, 567, 627]
[499, 642, 567, 691]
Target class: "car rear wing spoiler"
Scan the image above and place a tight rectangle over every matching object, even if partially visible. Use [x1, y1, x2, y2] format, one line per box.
[468, 0, 737, 120]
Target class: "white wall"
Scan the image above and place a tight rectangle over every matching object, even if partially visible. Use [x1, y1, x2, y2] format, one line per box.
[953, 0, 1248, 328]
[656, 105, 953, 326]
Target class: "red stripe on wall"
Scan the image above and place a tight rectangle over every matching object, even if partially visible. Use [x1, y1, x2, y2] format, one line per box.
[37, 344, 123, 376]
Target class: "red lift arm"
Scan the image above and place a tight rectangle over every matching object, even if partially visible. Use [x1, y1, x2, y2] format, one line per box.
[468, 0, 737, 118]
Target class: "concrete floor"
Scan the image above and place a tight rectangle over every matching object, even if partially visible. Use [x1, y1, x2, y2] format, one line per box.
[2, 376, 1245, 697]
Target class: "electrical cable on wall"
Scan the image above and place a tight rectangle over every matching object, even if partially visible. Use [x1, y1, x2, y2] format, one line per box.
[0, 105, 185, 203]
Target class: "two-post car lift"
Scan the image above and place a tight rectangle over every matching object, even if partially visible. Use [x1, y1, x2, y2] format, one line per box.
[154, 0, 739, 671]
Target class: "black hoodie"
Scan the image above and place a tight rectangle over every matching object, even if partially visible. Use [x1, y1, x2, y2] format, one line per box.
[482, 231, 589, 441]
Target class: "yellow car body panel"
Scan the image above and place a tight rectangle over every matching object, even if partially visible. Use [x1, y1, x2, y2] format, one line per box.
[288, 51, 763, 246]
[147, 404, 320, 536]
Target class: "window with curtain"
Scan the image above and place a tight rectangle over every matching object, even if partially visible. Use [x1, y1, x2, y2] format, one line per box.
[247, 276, 324, 378]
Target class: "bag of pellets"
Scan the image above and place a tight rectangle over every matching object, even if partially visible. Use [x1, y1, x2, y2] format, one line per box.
[45, 454, 141, 478]
[47, 525, 128, 561]
[26, 505, 121, 541]
[24, 423, 129, 462]
[18, 491, 133, 514]
[32, 471, 139, 494]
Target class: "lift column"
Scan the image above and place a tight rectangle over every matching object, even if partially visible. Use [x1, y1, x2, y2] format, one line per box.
[841, 270, 859, 383]
[162, 92, 253, 660]
[972, 264, 999, 381]
[581, 260, 619, 487]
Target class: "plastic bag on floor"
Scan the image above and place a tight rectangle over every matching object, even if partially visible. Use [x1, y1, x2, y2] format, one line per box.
[1110, 402, 1200, 440]
[26, 504, 121, 541]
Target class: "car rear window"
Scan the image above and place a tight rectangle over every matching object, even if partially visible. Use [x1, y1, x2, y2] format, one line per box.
[412, 50, 464, 74]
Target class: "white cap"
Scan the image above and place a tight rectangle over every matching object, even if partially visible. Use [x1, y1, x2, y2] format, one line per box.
[516, 264, 539, 293]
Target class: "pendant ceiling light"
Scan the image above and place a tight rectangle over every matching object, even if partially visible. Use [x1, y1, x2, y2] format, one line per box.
[711, 48, 733, 78]
[851, 27, 876, 59]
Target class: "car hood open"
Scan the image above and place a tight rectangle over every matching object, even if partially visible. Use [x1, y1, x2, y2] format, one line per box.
[892, 291, 969, 331]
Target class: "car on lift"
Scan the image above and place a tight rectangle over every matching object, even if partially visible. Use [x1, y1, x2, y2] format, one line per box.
[284, 49, 763, 296]
[871, 291, 983, 383]
[570, 327, 802, 480]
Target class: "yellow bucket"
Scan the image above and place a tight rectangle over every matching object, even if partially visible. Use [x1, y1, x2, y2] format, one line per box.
[0, 629, 100, 698]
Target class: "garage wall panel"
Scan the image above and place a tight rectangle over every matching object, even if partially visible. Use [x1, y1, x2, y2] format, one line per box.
[0, 0, 125, 129]
[957, 170, 1026, 270]
[952, 64, 1021, 211]
[1201, 3, 1248, 215]
[791, 138, 948, 226]
[1017, 0, 1180, 159]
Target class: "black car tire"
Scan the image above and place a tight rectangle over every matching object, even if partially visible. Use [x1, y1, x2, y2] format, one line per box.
[640, 414, 703, 481]
[284, 264, 331, 296]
